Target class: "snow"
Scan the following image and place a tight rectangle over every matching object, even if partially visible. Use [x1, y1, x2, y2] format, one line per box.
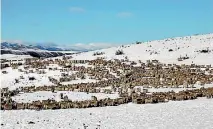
[1, 98, 213, 129]
[61, 78, 97, 85]
[1, 34, 213, 129]
[72, 63, 94, 68]
[48, 50, 77, 53]
[0, 65, 98, 90]
[134, 83, 213, 93]
[12, 91, 119, 103]
[0, 67, 56, 90]
[72, 34, 213, 65]
[0, 54, 33, 60]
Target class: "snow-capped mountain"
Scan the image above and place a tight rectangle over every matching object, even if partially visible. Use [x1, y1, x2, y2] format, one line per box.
[1, 42, 71, 51]
[1, 42, 35, 50]
[1, 42, 78, 58]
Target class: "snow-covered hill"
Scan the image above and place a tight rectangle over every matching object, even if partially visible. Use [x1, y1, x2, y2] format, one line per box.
[1, 33, 213, 129]
[72, 33, 213, 65]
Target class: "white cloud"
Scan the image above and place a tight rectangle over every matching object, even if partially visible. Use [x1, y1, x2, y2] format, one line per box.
[69, 7, 85, 13]
[117, 12, 133, 18]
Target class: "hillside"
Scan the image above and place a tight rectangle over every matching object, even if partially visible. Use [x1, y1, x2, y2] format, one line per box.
[1, 33, 213, 129]
[1, 42, 70, 51]
[72, 33, 213, 65]
[1, 42, 78, 58]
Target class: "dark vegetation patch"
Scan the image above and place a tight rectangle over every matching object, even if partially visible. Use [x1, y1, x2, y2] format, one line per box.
[168, 49, 173, 52]
[28, 121, 35, 124]
[115, 50, 124, 55]
[93, 52, 105, 56]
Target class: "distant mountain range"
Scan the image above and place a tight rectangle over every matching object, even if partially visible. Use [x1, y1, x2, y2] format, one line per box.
[1, 42, 79, 58]
[1, 42, 72, 51]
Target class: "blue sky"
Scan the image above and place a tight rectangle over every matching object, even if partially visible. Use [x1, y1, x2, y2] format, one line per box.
[2, 0, 213, 49]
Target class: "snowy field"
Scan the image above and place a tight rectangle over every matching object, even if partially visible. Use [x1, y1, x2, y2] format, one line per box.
[1, 34, 213, 129]
[71, 34, 213, 65]
[1, 98, 213, 129]
[60, 77, 97, 85]
[12, 91, 119, 103]
[0, 54, 33, 60]
[1, 34, 213, 90]
[1, 67, 58, 90]
[0, 66, 97, 90]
